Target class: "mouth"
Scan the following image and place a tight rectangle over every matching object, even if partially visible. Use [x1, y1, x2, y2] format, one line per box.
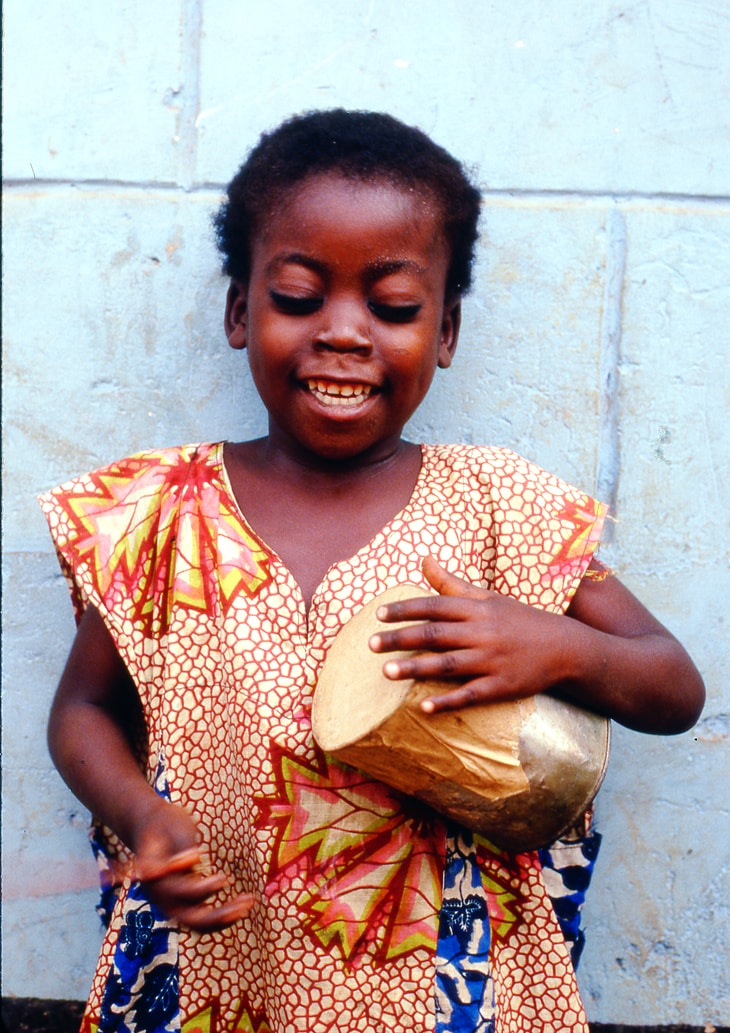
[304, 379, 374, 408]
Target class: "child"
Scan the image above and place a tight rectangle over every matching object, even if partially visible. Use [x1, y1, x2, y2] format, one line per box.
[41, 109, 704, 1033]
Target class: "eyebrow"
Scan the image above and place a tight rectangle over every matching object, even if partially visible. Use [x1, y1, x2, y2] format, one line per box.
[266, 253, 327, 277]
[266, 253, 428, 279]
[366, 258, 428, 278]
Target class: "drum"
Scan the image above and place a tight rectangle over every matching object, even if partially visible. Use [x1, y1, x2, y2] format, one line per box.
[312, 585, 610, 852]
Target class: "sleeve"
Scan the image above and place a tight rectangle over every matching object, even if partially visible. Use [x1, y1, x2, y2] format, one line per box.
[38, 447, 197, 658]
[38, 443, 272, 669]
[37, 440, 270, 665]
[468, 447, 608, 614]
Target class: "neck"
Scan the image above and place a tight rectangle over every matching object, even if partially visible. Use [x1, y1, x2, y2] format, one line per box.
[222, 435, 424, 608]
[254, 430, 415, 483]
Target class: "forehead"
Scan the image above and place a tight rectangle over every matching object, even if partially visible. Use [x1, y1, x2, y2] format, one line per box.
[254, 172, 448, 267]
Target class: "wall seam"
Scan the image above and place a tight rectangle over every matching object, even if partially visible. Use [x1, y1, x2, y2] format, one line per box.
[595, 204, 627, 542]
[178, 0, 203, 191]
[3, 179, 729, 209]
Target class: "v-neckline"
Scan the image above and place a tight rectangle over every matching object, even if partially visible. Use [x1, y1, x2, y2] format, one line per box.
[215, 441, 431, 618]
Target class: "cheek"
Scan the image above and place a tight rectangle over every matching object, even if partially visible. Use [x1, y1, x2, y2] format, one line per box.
[392, 353, 439, 410]
[246, 317, 293, 368]
[399, 335, 442, 385]
[244, 342, 279, 397]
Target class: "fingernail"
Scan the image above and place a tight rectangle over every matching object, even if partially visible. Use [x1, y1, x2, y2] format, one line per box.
[383, 661, 400, 678]
[421, 699, 435, 713]
[369, 634, 381, 651]
[376, 607, 387, 620]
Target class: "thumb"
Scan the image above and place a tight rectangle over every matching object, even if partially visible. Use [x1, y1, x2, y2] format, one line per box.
[422, 555, 492, 600]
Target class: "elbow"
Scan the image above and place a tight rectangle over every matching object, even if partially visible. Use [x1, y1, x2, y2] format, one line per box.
[621, 638, 707, 736]
[675, 673, 706, 735]
[657, 653, 706, 736]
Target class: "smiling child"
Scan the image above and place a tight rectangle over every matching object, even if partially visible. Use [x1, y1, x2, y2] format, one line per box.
[40, 109, 704, 1033]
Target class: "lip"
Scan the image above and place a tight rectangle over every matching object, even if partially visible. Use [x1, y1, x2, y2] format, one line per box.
[302, 377, 379, 409]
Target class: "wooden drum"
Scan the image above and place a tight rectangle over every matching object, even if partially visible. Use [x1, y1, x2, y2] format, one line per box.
[312, 585, 610, 852]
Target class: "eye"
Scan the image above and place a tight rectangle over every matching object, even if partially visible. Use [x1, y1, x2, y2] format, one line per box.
[270, 291, 322, 315]
[368, 301, 422, 324]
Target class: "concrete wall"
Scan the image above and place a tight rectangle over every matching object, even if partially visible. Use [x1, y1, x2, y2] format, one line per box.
[3, 0, 729, 1023]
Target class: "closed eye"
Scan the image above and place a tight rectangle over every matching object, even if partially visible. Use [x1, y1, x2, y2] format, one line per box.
[270, 291, 322, 315]
[368, 301, 422, 324]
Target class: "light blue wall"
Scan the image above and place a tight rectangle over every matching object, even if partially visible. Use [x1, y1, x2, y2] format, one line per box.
[3, 0, 729, 1022]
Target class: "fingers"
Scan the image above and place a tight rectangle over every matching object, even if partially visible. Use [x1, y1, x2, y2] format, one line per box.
[419, 678, 499, 714]
[134, 846, 202, 883]
[136, 851, 228, 911]
[174, 892, 256, 933]
[373, 558, 492, 630]
[373, 594, 490, 640]
[380, 647, 486, 683]
[368, 559, 544, 713]
[369, 565, 500, 684]
[370, 603, 492, 656]
[141, 866, 229, 906]
[134, 847, 255, 931]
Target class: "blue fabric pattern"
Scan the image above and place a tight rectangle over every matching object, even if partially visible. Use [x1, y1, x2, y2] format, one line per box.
[435, 826, 496, 1033]
[539, 827, 602, 969]
[90, 821, 122, 929]
[97, 754, 180, 1033]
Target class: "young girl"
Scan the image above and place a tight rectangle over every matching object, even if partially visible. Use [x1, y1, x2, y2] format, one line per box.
[41, 110, 704, 1033]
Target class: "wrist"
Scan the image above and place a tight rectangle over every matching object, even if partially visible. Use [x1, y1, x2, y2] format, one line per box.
[553, 614, 595, 685]
[120, 786, 170, 855]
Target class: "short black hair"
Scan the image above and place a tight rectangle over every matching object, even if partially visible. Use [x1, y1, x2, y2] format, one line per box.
[213, 109, 482, 299]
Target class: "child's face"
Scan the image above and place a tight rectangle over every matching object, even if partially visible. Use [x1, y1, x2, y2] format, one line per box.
[225, 172, 459, 463]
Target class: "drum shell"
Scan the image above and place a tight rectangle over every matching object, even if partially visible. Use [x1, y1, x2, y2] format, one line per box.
[312, 585, 610, 852]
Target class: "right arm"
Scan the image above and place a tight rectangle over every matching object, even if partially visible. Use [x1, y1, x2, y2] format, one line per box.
[48, 604, 254, 931]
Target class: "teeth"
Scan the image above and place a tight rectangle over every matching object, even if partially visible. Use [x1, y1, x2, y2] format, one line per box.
[306, 379, 372, 406]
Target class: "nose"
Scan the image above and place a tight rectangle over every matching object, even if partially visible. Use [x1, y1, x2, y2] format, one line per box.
[314, 298, 372, 354]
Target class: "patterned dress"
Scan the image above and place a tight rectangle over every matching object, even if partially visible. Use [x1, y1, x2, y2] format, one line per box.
[40, 442, 606, 1033]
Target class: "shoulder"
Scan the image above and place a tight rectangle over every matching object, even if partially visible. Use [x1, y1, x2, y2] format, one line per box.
[422, 442, 531, 468]
[421, 444, 607, 549]
[38, 443, 227, 560]
[423, 443, 598, 499]
[37, 442, 260, 637]
[39, 443, 224, 509]
[422, 445, 608, 607]
[422, 443, 553, 489]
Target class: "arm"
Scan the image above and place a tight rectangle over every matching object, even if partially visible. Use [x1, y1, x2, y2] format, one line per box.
[48, 604, 254, 930]
[368, 556, 705, 735]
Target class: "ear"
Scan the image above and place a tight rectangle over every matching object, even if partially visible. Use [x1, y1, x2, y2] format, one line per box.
[224, 279, 248, 350]
[437, 299, 461, 369]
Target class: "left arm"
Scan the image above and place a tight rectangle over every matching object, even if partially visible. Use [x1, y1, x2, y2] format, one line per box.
[368, 556, 705, 735]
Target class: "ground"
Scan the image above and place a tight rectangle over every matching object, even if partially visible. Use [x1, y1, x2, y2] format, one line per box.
[1, 999, 84, 1033]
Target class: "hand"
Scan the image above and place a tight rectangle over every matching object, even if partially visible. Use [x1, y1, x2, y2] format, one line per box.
[131, 801, 255, 933]
[368, 556, 572, 713]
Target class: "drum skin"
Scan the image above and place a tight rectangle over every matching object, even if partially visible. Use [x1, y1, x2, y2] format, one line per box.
[312, 585, 610, 852]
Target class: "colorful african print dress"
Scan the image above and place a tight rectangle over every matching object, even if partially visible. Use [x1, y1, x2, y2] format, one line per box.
[40, 442, 606, 1033]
